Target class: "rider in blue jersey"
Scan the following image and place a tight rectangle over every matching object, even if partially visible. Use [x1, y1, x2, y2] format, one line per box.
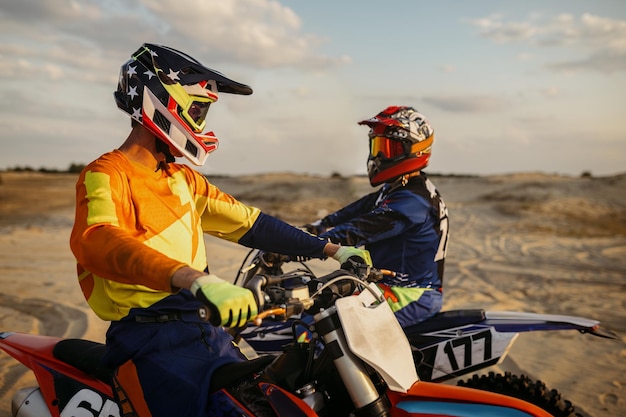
[307, 106, 449, 327]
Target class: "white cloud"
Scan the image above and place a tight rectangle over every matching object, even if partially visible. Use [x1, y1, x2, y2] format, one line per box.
[0, 0, 348, 75]
[576, 13, 626, 52]
[469, 14, 537, 43]
[138, 0, 348, 70]
[467, 12, 626, 73]
[0, 0, 352, 172]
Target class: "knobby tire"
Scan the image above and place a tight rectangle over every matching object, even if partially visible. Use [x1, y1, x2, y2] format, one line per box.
[457, 371, 583, 417]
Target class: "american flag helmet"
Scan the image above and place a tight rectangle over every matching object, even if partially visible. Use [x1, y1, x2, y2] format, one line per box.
[114, 43, 252, 165]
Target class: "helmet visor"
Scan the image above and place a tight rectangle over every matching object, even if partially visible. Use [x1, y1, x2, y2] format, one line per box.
[370, 136, 408, 160]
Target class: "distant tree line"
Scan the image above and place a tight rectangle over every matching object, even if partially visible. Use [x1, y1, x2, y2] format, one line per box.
[1, 163, 86, 174]
[0, 165, 599, 179]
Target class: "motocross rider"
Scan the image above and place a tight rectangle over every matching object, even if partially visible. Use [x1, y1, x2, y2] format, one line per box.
[69, 43, 371, 417]
[306, 106, 449, 328]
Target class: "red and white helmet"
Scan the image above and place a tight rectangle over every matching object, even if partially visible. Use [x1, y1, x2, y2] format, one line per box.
[359, 106, 434, 186]
[114, 43, 252, 165]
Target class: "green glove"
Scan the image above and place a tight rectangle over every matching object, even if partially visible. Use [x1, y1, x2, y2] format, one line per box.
[191, 274, 258, 328]
[332, 246, 373, 267]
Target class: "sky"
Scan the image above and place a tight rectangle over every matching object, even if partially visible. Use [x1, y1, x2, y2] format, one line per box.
[1, 0, 625, 177]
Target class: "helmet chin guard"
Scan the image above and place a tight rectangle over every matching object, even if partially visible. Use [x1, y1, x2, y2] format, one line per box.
[140, 88, 218, 166]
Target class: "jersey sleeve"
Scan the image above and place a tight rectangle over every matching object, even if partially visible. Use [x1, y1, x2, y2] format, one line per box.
[320, 206, 411, 247]
[238, 213, 328, 258]
[72, 224, 183, 292]
[322, 189, 381, 227]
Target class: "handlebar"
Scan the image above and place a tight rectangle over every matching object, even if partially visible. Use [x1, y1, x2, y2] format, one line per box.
[259, 251, 314, 266]
[243, 264, 394, 325]
[233, 249, 399, 326]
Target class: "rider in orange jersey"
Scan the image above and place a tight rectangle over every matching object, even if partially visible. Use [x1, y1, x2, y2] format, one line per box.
[70, 43, 370, 417]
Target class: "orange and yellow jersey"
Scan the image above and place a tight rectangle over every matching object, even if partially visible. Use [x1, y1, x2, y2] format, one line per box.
[70, 150, 261, 321]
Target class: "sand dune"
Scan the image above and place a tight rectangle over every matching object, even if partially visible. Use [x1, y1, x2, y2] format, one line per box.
[0, 171, 625, 416]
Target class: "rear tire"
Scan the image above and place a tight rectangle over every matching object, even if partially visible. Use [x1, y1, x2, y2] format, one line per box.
[457, 372, 582, 417]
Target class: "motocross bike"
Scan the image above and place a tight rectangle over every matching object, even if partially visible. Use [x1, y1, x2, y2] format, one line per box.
[0, 268, 599, 417]
[232, 250, 618, 392]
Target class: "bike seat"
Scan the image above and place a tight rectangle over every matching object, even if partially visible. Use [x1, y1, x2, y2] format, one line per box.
[403, 309, 486, 336]
[210, 354, 277, 392]
[53, 339, 114, 384]
[54, 339, 277, 392]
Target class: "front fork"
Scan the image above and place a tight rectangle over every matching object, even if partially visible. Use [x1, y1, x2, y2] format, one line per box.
[314, 308, 390, 417]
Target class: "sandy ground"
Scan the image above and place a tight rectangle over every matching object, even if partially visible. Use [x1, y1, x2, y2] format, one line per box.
[0, 170, 625, 416]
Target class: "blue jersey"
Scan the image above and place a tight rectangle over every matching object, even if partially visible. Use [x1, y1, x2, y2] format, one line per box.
[319, 174, 449, 290]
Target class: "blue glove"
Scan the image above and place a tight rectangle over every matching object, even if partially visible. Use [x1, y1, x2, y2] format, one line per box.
[191, 274, 258, 327]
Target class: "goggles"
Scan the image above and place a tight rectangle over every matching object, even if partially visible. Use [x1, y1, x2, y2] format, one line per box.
[161, 75, 219, 133]
[179, 96, 213, 132]
[369, 136, 409, 160]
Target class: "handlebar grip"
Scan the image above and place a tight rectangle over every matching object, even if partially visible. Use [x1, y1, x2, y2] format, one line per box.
[261, 252, 290, 263]
[261, 251, 313, 264]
